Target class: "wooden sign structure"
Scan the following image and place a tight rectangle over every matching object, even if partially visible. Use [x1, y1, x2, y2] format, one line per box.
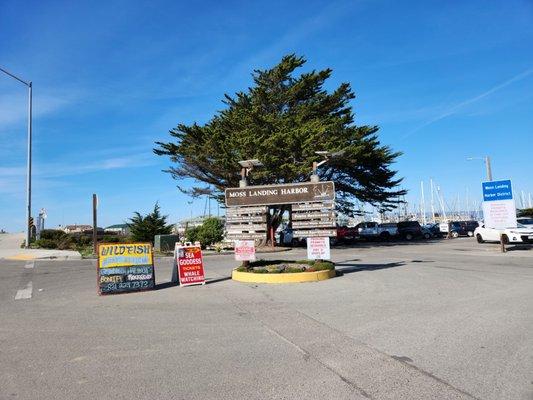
[97, 243, 155, 295]
[225, 205, 268, 240]
[292, 201, 337, 238]
[173, 243, 206, 286]
[224, 182, 337, 242]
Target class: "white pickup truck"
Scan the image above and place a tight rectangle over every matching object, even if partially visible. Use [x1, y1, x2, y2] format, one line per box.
[356, 222, 398, 240]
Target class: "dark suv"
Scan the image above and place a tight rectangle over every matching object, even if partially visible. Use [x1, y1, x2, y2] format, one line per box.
[447, 221, 479, 238]
[397, 221, 429, 240]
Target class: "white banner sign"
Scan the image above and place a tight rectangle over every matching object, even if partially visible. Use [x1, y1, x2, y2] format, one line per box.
[306, 237, 331, 260]
[482, 179, 517, 229]
[234, 240, 256, 261]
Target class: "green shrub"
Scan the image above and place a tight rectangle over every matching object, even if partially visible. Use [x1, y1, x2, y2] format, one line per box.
[101, 235, 121, 243]
[185, 226, 201, 243]
[197, 217, 224, 247]
[40, 229, 67, 241]
[312, 261, 334, 271]
[33, 238, 57, 249]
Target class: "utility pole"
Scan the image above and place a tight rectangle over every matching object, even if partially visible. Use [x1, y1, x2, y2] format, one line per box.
[0, 67, 32, 248]
[92, 194, 98, 255]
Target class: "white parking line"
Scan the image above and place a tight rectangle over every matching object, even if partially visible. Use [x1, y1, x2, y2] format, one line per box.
[15, 281, 33, 300]
[25, 261, 34, 269]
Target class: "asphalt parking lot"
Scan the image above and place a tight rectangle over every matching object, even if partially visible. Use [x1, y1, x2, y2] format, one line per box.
[1, 238, 531, 400]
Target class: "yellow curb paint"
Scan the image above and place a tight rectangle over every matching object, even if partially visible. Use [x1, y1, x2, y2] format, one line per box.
[6, 254, 37, 261]
[232, 269, 336, 284]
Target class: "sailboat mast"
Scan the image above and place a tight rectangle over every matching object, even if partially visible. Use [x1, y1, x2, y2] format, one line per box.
[430, 178, 436, 223]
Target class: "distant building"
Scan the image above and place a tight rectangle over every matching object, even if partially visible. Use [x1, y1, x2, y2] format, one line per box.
[174, 216, 222, 234]
[63, 224, 93, 233]
[105, 224, 130, 236]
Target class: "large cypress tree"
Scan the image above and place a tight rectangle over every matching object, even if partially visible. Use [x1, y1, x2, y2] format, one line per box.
[154, 54, 406, 237]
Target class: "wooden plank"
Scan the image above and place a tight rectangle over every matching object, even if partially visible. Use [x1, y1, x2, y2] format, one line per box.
[225, 206, 268, 215]
[292, 220, 336, 228]
[226, 233, 266, 240]
[292, 202, 335, 211]
[225, 215, 267, 223]
[291, 211, 336, 220]
[293, 229, 337, 238]
[225, 223, 267, 231]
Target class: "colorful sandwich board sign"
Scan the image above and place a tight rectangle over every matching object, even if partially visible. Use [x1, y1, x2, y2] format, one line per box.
[481, 179, 517, 229]
[97, 243, 155, 295]
[173, 243, 206, 286]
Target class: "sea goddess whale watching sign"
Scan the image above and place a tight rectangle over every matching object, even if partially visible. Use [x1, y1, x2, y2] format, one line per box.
[225, 181, 335, 207]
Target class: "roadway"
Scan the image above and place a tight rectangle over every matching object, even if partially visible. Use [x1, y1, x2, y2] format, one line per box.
[0, 238, 531, 399]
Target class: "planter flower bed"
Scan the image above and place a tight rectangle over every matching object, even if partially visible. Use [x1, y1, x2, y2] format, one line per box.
[235, 259, 335, 273]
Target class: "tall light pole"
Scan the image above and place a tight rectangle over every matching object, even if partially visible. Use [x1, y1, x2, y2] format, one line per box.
[311, 150, 345, 182]
[0, 66, 32, 247]
[238, 159, 263, 187]
[467, 156, 493, 181]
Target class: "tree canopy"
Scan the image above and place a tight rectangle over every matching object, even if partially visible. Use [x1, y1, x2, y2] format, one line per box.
[127, 202, 173, 243]
[154, 54, 405, 217]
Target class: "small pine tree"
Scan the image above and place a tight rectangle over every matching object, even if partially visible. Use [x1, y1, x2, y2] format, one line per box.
[127, 202, 173, 243]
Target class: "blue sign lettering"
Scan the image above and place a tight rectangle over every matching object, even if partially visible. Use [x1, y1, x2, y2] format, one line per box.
[482, 179, 513, 202]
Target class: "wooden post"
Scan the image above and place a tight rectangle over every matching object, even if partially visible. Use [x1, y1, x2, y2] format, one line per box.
[242, 260, 249, 271]
[500, 234, 506, 253]
[270, 226, 275, 248]
[92, 194, 97, 255]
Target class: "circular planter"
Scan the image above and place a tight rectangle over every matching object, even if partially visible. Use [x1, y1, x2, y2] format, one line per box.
[232, 268, 336, 283]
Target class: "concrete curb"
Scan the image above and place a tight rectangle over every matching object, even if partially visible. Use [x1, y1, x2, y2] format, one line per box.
[232, 268, 336, 283]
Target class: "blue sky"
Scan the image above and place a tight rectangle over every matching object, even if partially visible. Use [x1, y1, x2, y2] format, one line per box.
[1, 0, 532, 231]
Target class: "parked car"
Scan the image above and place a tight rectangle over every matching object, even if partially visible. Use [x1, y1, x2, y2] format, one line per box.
[397, 221, 430, 240]
[459, 221, 479, 237]
[378, 223, 399, 239]
[356, 222, 398, 240]
[517, 217, 533, 229]
[439, 221, 479, 237]
[332, 226, 359, 244]
[474, 223, 533, 244]
[277, 228, 305, 246]
[423, 223, 441, 236]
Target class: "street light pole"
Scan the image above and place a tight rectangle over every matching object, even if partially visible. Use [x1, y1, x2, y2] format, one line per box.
[485, 156, 493, 181]
[0, 66, 32, 248]
[467, 156, 493, 182]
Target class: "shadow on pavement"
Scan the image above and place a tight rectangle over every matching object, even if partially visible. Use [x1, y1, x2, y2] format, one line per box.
[206, 276, 232, 284]
[155, 276, 232, 289]
[331, 239, 443, 250]
[335, 261, 406, 274]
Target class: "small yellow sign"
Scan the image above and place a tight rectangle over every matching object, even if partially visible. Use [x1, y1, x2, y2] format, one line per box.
[98, 243, 153, 269]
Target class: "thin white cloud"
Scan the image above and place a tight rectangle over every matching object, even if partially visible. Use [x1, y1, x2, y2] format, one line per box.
[0, 153, 157, 195]
[402, 68, 533, 139]
[0, 90, 77, 131]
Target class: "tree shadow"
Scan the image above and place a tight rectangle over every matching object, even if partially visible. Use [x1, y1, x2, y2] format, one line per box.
[335, 261, 406, 274]
[331, 239, 442, 249]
